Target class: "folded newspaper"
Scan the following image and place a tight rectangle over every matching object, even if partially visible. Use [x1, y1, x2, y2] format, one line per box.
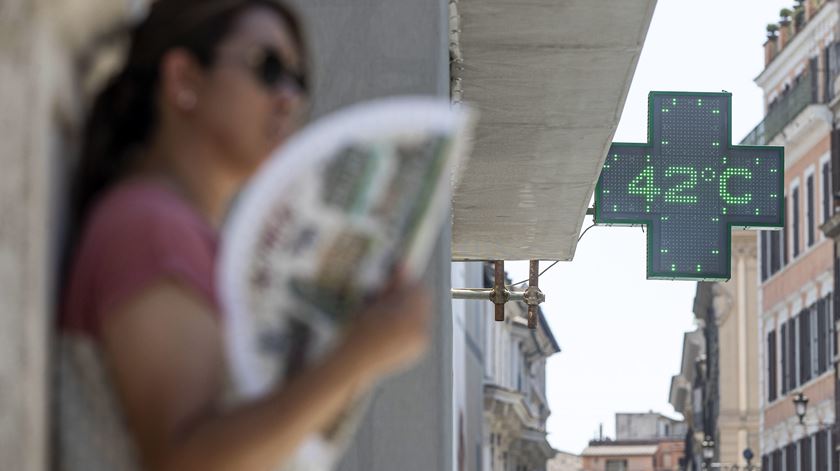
[218, 97, 475, 470]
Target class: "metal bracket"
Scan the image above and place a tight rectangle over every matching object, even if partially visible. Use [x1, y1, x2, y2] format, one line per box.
[451, 260, 546, 329]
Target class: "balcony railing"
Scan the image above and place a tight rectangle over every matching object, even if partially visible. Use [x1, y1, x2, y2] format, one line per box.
[740, 72, 817, 146]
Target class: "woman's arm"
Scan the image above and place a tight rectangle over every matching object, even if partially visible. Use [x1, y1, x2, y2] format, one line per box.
[100, 276, 430, 471]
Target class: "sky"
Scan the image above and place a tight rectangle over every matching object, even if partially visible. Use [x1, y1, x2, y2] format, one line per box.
[504, 0, 794, 454]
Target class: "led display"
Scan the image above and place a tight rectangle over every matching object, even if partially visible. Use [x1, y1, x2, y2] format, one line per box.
[595, 92, 784, 280]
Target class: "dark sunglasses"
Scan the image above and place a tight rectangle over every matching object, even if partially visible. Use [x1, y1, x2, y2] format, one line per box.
[239, 46, 307, 94]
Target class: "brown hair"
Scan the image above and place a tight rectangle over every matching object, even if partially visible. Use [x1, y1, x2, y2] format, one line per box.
[72, 0, 309, 226]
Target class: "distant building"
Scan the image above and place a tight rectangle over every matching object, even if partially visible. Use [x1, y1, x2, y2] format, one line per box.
[548, 451, 583, 471]
[615, 412, 687, 441]
[581, 440, 683, 471]
[745, 1, 838, 469]
[669, 329, 706, 470]
[581, 413, 686, 471]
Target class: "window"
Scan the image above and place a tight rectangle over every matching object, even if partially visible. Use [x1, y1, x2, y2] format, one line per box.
[786, 442, 798, 471]
[789, 318, 798, 391]
[784, 195, 790, 265]
[800, 435, 812, 471]
[826, 45, 832, 101]
[606, 460, 628, 471]
[771, 230, 781, 273]
[823, 160, 832, 223]
[793, 185, 801, 258]
[816, 429, 829, 471]
[761, 232, 769, 281]
[762, 228, 786, 280]
[768, 330, 777, 402]
[810, 299, 828, 376]
[807, 173, 815, 247]
[773, 448, 782, 471]
[830, 295, 836, 358]
[781, 322, 789, 394]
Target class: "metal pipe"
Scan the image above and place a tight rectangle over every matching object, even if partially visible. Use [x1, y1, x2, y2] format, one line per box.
[451, 288, 525, 301]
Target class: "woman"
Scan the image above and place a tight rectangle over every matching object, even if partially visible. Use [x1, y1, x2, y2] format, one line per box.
[59, 1, 431, 469]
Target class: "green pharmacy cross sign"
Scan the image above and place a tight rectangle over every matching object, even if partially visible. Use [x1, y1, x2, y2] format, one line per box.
[595, 91, 784, 281]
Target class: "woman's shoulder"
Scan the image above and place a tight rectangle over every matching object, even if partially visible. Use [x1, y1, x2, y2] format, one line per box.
[63, 178, 220, 336]
[86, 178, 212, 241]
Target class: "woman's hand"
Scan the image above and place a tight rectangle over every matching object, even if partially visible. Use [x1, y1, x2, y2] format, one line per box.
[340, 273, 434, 382]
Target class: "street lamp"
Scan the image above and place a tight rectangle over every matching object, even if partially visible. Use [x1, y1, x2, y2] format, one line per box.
[793, 392, 809, 424]
[743, 448, 754, 467]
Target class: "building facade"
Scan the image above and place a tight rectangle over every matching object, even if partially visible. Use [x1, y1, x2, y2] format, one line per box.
[615, 413, 687, 442]
[669, 231, 761, 470]
[669, 329, 705, 470]
[747, 1, 839, 469]
[580, 413, 686, 471]
[451, 262, 560, 471]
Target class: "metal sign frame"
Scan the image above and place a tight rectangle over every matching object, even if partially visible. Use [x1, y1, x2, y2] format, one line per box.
[594, 91, 784, 281]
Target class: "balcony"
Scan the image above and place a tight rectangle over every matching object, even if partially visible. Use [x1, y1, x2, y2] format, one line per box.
[741, 72, 817, 146]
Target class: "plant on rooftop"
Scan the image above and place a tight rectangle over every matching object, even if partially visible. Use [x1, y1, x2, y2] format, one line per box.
[780, 7, 793, 24]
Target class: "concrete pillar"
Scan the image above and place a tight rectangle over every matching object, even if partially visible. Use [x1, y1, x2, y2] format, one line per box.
[0, 2, 61, 469]
[0, 1, 140, 468]
[288, 1, 454, 470]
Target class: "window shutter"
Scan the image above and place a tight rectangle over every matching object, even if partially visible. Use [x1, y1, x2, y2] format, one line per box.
[781, 322, 789, 394]
[768, 330, 778, 402]
[800, 310, 812, 384]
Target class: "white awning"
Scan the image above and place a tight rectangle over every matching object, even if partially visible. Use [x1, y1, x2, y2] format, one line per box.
[451, 0, 658, 261]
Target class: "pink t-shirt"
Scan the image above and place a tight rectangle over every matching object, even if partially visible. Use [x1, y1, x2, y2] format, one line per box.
[61, 179, 219, 339]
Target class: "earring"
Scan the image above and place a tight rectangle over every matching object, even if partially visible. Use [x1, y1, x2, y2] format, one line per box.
[177, 90, 197, 110]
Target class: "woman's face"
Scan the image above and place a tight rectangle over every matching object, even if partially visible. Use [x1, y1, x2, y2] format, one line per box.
[194, 6, 307, 176]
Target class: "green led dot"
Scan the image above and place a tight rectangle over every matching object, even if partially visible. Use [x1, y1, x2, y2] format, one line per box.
[672, 98, 677, 105]
[696, 264, 702, 272]
[671, 264, 676, 271]
[712, 250, 719, 255]
[613, 204, 618, 211]
[722, 156, 728, 164]
[661, 248, 668, 253]
[605, 190, 610, 194]
[646, 205, 650, 213]
[711, 217, 719, 222]
[697, 99, 702, 106]
[723, 207, 728, 214]
[755, 208, 760, 215]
